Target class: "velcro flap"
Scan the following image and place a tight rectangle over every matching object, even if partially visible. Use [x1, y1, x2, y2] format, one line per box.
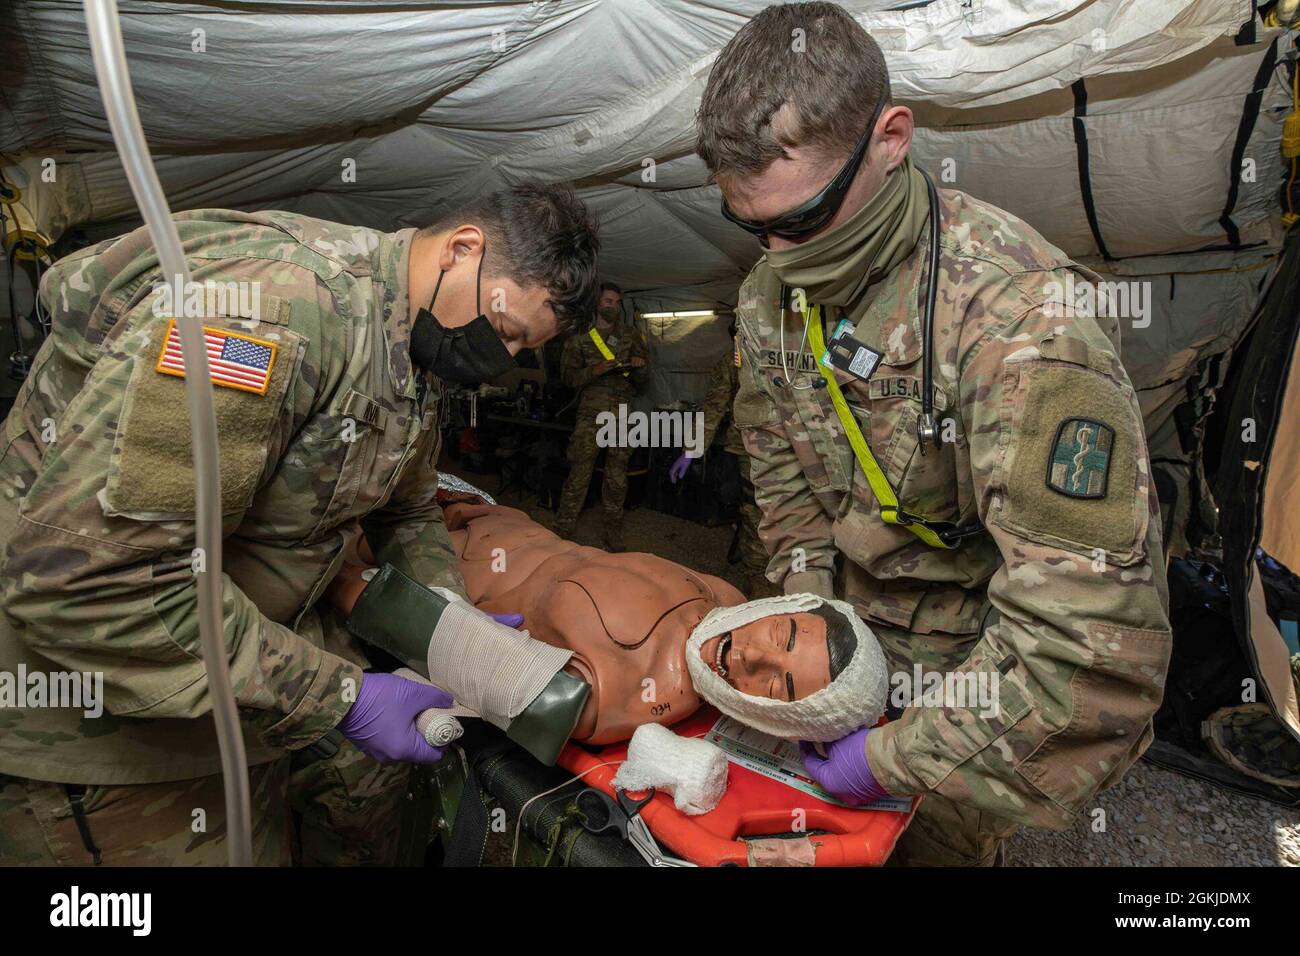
[105, 319, 299, 517]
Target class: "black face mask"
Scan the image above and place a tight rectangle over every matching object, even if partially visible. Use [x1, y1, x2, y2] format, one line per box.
[410, 244, 516, 385]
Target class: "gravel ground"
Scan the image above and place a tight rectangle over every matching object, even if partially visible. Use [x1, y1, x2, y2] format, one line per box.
[1008, 760, 1300, 867]
[464, 473, 1300, 867]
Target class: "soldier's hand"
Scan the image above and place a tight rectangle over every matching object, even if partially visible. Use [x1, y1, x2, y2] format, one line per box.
[595, 359, 618, 375]
[800, 728, 889, 805]
[337, 672, 454, 765]
[627, 357, 647, 369]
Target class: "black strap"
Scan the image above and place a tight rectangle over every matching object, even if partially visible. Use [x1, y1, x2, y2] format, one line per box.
[1219, 37, 1279, 247]
[304, 728, 343, 761]
[917, 168, 942, 450]
[64, 785, 102, 866]
[1233, 1, 1257, 46]
[1071, 79, 1113, 261]
[442, 739, 513, 867]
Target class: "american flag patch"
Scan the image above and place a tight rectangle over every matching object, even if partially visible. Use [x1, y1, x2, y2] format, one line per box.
[155, 319, 278, 395]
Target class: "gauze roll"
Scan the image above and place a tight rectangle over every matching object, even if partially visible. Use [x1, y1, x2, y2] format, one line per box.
[612, 723, 728, 815]
[685, 593, 888, 742]
[425, 589, 573, 732]
[392, 667, 476, 747]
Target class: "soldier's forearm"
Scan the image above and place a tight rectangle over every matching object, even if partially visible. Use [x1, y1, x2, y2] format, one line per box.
[782, 568, 835, 599]
[1, 521, 360, 748]
[746, 442, 836, 588]
[868, 545, 1172, 830]
[363, 509, 467, 599]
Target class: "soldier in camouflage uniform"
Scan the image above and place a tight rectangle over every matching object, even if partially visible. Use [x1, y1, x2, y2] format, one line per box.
[670, 334, 775, 598]
[554, 282, 648, 552]
[0, 184, 599, 865]
[698, 3, 1171, 865]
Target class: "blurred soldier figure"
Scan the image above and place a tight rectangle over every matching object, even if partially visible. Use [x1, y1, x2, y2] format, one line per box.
[697, 3, 1171, 866]
[668, 323, 776, 598]
[0, 184, 599, 865]
[554, 282, 648, 552]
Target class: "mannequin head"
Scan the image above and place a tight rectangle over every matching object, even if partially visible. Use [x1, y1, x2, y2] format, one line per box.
[696, 605, 857, 702]
[686, 595, 889, 741]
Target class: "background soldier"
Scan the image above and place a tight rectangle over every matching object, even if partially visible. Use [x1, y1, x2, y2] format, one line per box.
[554, 282, 648, 552]
[697, 3, 1172, 865]
[0, 184, 599, 865]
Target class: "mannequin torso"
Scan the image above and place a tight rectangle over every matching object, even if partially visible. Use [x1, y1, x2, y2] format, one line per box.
[445, 502, 745, 743]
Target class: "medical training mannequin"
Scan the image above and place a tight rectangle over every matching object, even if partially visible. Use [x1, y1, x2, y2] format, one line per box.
[330, 502, 860, 744]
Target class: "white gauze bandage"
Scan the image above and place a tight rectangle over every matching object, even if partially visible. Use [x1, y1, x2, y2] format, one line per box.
[613, 723, 728, 815]
[685, 593, 888, 742]
[425, 589, 573, 732]
[392, 667, 477, 747]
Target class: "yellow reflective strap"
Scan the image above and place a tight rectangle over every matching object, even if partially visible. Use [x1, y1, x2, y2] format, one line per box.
[803, 305, 950, 549]
[588, 327, 629, 376]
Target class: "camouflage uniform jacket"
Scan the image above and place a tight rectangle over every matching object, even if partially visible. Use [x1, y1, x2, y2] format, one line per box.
[560, 318, 647, 412]
[733, 188, 1172, 829]
[0, 209, 465, 785]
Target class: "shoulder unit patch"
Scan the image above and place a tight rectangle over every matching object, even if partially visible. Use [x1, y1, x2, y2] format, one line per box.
[1047, 417, 1114, 499]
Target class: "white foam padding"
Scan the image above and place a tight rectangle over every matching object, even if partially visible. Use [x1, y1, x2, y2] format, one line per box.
[612, 723, 728, 816]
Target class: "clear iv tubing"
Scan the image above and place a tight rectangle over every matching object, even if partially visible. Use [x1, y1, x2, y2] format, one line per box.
[83, 0, 252, 866]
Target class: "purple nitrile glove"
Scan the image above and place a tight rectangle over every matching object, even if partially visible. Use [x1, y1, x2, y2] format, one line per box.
[488, 612, 525, 628]
[668, 453, 692, 483]
[800, 727, 890, 805]
[338, 672, 454, 765]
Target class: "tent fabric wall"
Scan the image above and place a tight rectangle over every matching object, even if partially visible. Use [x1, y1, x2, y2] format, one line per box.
[3, 0, 1292, 537]
[1, 0, 1283, 309]
[1212, 229, 1300, 741]
[0, 0, 1295, 551]
[1083, 247, 1280, 557]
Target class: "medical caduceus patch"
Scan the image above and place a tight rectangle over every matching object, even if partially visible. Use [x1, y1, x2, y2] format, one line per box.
[1047, 417, 1114, 499]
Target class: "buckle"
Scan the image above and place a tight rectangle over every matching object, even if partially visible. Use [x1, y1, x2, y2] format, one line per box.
[935, 522, 986, 545]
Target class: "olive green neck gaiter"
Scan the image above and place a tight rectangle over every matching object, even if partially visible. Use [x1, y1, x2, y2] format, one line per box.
[764, 156, 928, 309]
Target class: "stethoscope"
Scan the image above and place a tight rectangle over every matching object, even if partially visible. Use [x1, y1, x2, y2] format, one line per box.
[778, 168, 942, 454]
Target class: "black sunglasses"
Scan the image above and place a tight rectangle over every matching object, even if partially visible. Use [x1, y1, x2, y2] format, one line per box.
[720, 97, 888, 244]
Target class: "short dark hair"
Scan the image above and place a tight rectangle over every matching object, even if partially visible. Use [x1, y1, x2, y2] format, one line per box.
[695, 2, 890, 180]
[600, 281, 622, 296]
[810, 603, 858, 680]
[424, 181, 599, 333]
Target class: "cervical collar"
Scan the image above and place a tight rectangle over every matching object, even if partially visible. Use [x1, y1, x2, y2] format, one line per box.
[685, 593, 888, 742]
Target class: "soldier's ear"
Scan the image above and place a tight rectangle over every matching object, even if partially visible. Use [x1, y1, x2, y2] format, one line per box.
[441, 226, 485, 270]
[876, 105, 913, 174]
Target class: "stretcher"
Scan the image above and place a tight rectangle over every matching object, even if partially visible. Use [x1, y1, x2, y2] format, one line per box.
[427, 476, 918, 866]
[557, 707, 918, 867]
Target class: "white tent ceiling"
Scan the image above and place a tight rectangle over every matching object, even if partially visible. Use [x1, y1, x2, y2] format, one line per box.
[1, 0, 1287, 313]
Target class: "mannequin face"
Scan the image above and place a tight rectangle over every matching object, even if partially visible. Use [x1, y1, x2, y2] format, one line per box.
[697, 612, 832, 702]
